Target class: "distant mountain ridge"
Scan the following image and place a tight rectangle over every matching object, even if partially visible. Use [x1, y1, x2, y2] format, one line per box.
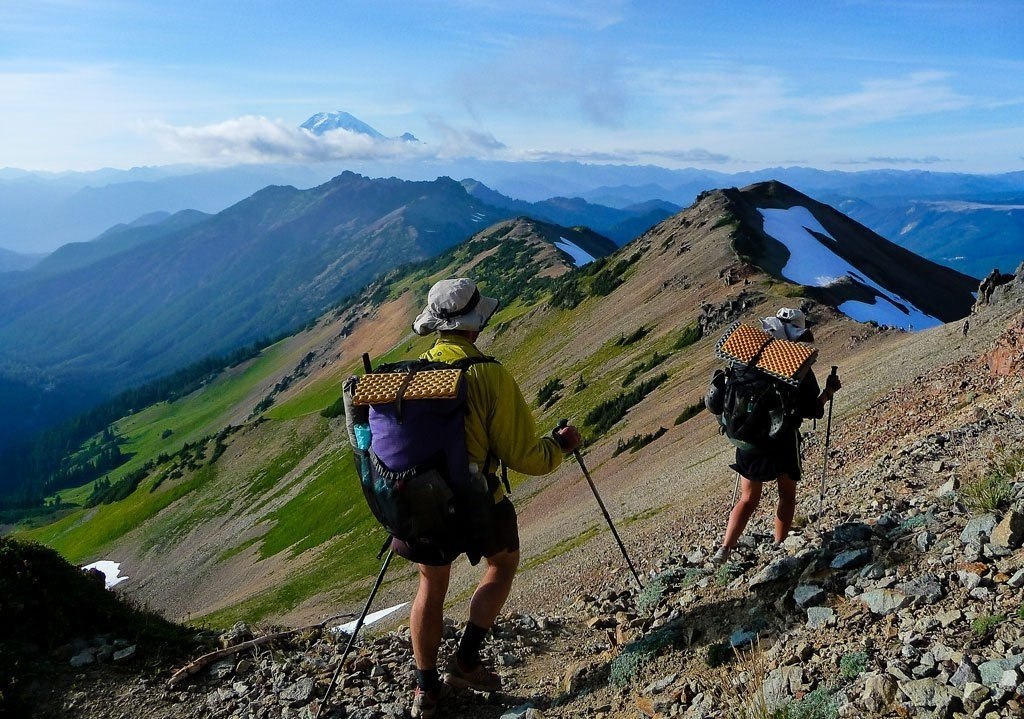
[0, 173, 625, 449]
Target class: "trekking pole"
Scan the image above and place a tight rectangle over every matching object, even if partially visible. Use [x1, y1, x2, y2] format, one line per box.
[557, 420, 643, 589]
[816, 367, 838, 521]
[730, 471, 741, 506]
[315, 549, 394, 719]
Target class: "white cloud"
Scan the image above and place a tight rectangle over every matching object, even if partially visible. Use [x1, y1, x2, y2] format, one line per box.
[808, 71, 969, 123]
[148, 115, 510, 165]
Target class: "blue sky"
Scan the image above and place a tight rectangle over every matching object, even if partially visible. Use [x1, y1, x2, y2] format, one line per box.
[2, 0, 1022, 173]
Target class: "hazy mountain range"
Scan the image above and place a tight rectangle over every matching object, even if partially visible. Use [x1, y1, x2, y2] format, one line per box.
[1, 111, 1022, 279]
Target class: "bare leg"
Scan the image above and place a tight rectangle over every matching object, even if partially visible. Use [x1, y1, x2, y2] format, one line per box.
[468, 549, 520, 629]
[722, 477, 763, 548]
[775, 474, 797, 543]
[410, 563, 451, 670]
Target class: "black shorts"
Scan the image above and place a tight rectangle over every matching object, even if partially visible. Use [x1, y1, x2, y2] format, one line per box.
[731, 431, 803, 483]
[391, 498, 520, 567]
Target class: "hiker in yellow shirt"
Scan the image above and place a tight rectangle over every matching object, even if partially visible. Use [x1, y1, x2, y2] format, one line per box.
[402, 278, 581, 718]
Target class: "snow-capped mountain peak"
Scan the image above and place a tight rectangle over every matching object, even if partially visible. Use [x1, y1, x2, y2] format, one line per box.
[300, 111, 386, 139]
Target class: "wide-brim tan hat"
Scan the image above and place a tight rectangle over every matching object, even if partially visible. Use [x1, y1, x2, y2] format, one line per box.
[412, 278, 500, 335]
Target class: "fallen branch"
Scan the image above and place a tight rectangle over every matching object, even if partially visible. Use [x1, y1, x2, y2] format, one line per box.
[167, 612, 354, 688]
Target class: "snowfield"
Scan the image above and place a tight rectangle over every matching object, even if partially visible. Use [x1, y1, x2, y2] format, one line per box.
[82, 560, 129, 589]
[759, 206, 941, 331]
[554, 237, 595, 266]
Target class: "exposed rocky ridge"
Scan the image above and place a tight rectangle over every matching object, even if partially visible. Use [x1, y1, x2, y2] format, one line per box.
[22, 276, 1024, 718]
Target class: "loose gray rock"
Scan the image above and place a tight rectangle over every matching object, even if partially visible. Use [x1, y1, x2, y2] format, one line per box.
[112, 645, 136, 662]
[500, 704, 543, 719]
[950, 658, 981, 688]
[748, 556, 804, 588]
[832, 522, 873, 544]
[960, 514, 998, 544]
[645, 674, 678, 694]
[991, 510, 1024, 548]
[806, 607, 835, 629]
[279, 677, 315, 706]
[761, 666, 803, 713]
[899, 678, 949, 708]
[831, 548, 871, 570]
[793, 584, 826, 608]
[895, 574, 943, 605]
[979, 655, 1024, 686]
[69, 650, 95, 668]
[862, 674, 897, 713]
[1009, 568, 1024, 588]
[729, 630, 757, 649]
[857, 588, 909, 616]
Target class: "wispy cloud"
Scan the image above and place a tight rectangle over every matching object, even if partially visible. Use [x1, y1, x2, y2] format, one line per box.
[148, 115, 509, 164]
[453, 38, 630, 127]
[835, 155, 952, 165]
[809, 71, 969, 123]
[515, 147, 731, 164]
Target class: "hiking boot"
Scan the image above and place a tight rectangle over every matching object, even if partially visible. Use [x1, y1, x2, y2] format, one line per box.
[711, 546, 732, 565]
[445, 658, 502, 693]
[411, 684, 451, 719]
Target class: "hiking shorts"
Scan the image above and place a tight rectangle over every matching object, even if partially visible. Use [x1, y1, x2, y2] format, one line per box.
[391, 498, 520, 567]
[731, 431, 803, 483]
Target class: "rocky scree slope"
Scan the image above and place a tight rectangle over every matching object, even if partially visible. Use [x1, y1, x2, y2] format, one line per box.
[20, 244, 1024, 719]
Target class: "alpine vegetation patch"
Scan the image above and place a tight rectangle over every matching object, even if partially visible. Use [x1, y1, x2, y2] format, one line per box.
[584, 373, 669, 437]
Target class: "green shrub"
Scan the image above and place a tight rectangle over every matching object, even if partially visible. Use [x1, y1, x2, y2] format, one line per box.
[674, 402, 704, 425]
[839, 651, 869, 679]
[622, 351, 670, 386]
[584, 373, 669, 436]
[537, 377, 564, 407]
[612, 427, 667, 457]
[715, 562, 739, 587]
[962, 473, 1013, 513]
[786, 688, 838, 719]
[971, 613, 1006, 637]
[615, 326, 650, 347]
[609, 621, 684, 686]
[673, 322, 702, 350]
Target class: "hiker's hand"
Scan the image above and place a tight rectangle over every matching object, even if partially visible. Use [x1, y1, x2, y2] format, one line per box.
[553, 424, 582, 453]
[825, 373, 842, 395]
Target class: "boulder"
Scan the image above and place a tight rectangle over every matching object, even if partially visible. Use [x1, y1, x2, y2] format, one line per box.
[806, 607, 835, 629]
[862, 674, 897, 713]
[762, 666, 803, 713]
[950, 658, 981, 688]
[831, 548, 871, 570]
[991, 510, 1024, 549]
[895, 574, 943, 605]
[279, 677, 315, 706]
[899, 678, 949, 708]
[960, 514, 998, 545]
[748, 556, 804, 588]
[857, 589, 909, 616]
[832, 522, 873, 544]
[793, 584, 826, 608]
[979, 655, 1024, 686]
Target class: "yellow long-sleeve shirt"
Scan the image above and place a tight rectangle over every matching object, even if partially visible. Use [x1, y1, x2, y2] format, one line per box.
[420, 334, 564, 500]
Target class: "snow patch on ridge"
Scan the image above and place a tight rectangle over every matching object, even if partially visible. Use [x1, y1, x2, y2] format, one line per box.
[554, 238, 595, 267]
[333, 603, 409, 635]
[83, 560, 128, 589]
[758, 206, 941, 331]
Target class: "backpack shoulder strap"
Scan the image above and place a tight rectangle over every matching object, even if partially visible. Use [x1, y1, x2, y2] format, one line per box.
[449, 355, 500, 369]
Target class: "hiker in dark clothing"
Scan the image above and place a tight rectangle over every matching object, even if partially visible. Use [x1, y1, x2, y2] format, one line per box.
[713, 308, 841, 564]
[404, 278, 582, 718]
